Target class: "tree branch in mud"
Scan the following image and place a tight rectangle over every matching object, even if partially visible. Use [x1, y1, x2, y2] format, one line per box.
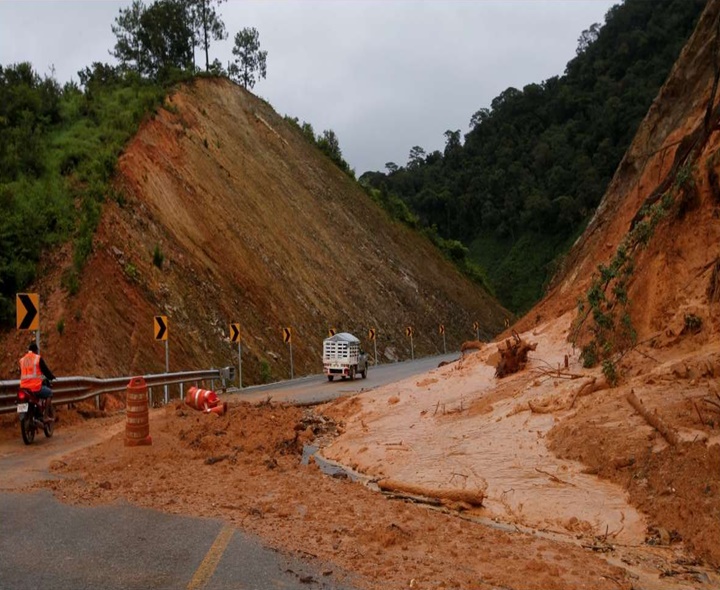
[702, 396, 720, 413]
[567, 376, 610, 409]
[626, 389, 679, 446]
[531, 365, 586, 383]
[534, 468, 576, 487]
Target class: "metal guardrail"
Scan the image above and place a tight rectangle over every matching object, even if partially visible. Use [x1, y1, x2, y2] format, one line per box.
[0, 367, 234, 414]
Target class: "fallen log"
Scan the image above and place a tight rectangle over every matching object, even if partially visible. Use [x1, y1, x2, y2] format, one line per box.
[377, 479, 485, 507]
[626, 389, 679, 446]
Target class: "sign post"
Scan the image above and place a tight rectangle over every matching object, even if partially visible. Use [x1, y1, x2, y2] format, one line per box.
[405, 326, 414, 361]
[283, 327, 293, 379]
[230, 323, 242, 388]
[154, 316, 169, 402]
[16, 293, 40, 350]
[439, 324, 446, 354]
[368, 328, 377, 365]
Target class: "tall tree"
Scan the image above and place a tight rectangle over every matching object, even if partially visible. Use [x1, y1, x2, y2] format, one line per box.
[186, 0, 227, 72]
[408, 146, 426, 169]
[137, 0, 194, 79]
[229, 27, 267, 89]
[111, 0, 146, 73]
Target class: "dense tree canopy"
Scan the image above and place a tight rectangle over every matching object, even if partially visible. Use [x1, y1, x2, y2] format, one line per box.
[111, 0, 234, 82]
[360, 0, 706, 313]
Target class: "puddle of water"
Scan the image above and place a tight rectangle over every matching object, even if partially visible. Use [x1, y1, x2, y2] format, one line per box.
[302, 444, 366, 483]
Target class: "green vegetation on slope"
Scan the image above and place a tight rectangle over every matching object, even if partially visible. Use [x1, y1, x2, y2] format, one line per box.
[360, 0, 706, 314]
[0, 62, 167, 325]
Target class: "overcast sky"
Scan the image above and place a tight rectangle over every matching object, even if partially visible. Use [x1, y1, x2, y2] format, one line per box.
[0, 0, 618, 174]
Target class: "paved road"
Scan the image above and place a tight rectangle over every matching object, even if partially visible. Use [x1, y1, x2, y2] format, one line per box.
[228, 353, 459, 405]
[0, 354, 457, 589]
[0, 491, 356, 590]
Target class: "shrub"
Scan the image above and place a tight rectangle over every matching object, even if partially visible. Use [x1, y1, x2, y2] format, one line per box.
[152, 244, 164, 269]
[259, 360, 271, 384]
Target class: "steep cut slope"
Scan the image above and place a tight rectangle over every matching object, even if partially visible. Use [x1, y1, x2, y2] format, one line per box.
[0, 77, 506, 381]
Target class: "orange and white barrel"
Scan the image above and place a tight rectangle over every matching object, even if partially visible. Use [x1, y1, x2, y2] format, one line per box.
[185, 386, 227, 415]
[125, 376, 152, 446]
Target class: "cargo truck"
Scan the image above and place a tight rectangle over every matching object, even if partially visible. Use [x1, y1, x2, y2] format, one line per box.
[323, 332, 368, 381]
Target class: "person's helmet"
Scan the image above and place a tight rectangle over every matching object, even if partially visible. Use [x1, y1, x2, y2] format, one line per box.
[28, 342, 38, 353]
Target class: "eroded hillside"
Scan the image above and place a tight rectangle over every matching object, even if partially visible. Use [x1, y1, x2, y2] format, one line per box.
[0, 78, 506, 381]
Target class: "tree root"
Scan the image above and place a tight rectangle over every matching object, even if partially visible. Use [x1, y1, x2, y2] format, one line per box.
[568, 376, 609, 409]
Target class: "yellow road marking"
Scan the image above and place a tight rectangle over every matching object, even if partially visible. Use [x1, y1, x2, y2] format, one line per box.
[187, 525, 235, 590]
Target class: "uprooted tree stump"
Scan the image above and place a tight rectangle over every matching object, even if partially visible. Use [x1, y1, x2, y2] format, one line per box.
[495, 331, 537, 378]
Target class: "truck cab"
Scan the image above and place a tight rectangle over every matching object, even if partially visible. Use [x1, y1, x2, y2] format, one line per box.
[323, 332, 368, 381]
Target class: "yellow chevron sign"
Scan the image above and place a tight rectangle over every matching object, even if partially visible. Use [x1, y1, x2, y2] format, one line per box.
[16, 293, 39, 331]
[154, 316, 168, 341]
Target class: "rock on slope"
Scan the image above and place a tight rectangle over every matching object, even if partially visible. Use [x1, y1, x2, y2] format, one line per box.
[0, 77, 507, 381]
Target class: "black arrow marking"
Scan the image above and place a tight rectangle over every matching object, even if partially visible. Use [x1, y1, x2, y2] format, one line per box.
[231, 325, 240, 342]
[18, 294, 38, 330]
[155, 316, 167, 340]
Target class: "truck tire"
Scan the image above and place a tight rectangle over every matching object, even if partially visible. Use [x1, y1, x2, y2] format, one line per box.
[348, 366, 355, 381]
[327, 375, 334, 382]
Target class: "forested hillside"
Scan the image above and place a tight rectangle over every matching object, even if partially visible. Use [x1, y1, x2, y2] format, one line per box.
[0, 0, 356, 330]
[360, 0, 706, 313]
[0, 63, 167, 325]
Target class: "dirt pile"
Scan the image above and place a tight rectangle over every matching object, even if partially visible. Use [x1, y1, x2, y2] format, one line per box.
[0, 77, 507, 383]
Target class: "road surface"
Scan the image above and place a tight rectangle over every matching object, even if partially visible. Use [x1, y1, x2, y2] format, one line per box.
[0, 354, 458, 589]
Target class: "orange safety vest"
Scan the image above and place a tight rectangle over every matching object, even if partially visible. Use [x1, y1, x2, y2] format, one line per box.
[19, 352, 42, 391]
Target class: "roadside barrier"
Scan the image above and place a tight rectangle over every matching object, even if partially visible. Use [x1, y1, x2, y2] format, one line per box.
[0, 367, 234, 414]
[185, 386, 227, 415]
[124, 377, 152, 447]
